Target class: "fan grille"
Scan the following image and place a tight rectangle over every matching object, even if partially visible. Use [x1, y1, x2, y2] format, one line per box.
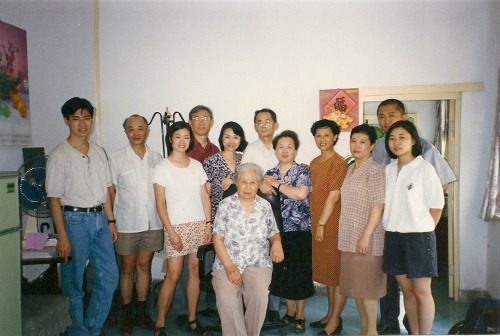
[18, 155, 51, 218]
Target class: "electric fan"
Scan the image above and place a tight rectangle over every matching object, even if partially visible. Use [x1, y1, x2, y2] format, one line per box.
[18, 155, 51, 218]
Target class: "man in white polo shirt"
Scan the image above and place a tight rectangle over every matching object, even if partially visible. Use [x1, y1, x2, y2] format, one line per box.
[46, 97, 119, 336]
[241, 108, 281, 322]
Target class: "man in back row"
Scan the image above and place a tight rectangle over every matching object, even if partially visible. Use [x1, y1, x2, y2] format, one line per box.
[171, 105, 220, 319]
[241, 108, 281, 321]
[373, 98, 457, 335]
[187, 105, 220, 162]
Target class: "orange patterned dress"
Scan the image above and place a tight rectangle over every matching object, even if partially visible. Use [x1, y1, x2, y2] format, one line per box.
[310, 152, 347, 287]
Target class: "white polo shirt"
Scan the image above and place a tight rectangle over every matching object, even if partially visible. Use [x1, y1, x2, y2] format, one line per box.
[373, 135, 457, 185]
[46, 140, 111, 207]
[241, 139, 278, 172]
[109, 145, 163, 233]
[383, 155, 444, 233]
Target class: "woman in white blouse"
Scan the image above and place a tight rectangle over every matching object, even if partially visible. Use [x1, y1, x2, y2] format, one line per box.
[152, 121, 212, 336]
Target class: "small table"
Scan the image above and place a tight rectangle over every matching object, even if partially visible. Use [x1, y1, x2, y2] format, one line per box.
[21, 245, 72, 336]
[22, 245, 69, 294]
[22, 246, 67, 265]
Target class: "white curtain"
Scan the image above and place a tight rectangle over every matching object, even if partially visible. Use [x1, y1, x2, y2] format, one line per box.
[433, 100, 448, 156]
[479, 67, 500, 221]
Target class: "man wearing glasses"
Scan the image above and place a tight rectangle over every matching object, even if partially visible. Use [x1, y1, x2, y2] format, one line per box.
[242, 108, 279, 175]
[169, 104, 220, 322]
[187, 105, 220, 163]
[241, 108, 282, 322]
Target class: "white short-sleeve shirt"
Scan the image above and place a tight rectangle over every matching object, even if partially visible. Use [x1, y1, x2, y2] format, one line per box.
[373, 135, 457, 185]
[46, 140, 111, 207]
[241, 139, 278, 172]
[109, 145, 163, 232]
[153, 158, 207, 225]
[383, 156, 445, 233]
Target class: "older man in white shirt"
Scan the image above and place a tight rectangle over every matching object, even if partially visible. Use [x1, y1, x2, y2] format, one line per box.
[109, 114, 163, 334]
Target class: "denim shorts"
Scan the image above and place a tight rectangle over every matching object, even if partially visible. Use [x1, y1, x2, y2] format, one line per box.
[382, 231, 438, 279]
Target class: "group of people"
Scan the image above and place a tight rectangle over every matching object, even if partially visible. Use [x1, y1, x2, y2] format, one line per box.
[46, 96, 455, 336]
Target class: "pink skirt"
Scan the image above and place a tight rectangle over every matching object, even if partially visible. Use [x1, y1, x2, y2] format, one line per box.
[164, 220, 205, 258]
[339, 251, 387, 299]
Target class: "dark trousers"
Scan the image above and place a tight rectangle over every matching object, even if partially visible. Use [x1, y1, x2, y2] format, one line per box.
[379, 274, 400, 326]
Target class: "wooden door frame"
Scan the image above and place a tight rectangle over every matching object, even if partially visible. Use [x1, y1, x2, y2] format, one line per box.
[358, 82, 483, 300]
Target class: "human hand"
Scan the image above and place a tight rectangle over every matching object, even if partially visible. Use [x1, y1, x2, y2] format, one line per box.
[260, 181, 277, 195]
[225, 263, 243, 285]
[314, 226, 324, 242]
[169, 232, 183, 252]
[263, 176, 279, 189]
[56, 236, 72, 263]
[204, 226, 213, 244]
[109, 223, 118, 242]
[357, 236, 370, 256]
[220, 177, 234, 191]
[270, 241, 284, 263]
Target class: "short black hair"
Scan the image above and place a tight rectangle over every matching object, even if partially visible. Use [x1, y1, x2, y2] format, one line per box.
[166, 121, 195, 155]
[377, 99, 406, 116]
[122, 114, 148, 129]
[61, 97, 94, 119]
[351, 123, 377, 145]
[218, 121, 248, 152]
[189, 105, 213, 120]
[385, 120, 422, 159]
[272, 130, 300, 150]
[310, 119, 340, 146]
[253, 108, 277, 123]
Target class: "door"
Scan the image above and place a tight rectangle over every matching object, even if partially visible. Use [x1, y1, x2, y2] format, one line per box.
[358, 82, 483, 300]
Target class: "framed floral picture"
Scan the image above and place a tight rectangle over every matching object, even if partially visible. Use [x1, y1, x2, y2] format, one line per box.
[0, 21, 30, 145]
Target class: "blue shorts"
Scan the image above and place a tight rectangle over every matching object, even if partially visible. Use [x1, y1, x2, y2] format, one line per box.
[382, 231, 438, 279]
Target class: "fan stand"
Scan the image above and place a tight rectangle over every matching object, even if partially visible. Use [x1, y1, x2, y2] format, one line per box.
[148, 108, 186, 158]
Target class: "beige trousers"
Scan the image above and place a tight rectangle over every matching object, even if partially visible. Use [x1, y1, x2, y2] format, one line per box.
[212, 266, 272, 336]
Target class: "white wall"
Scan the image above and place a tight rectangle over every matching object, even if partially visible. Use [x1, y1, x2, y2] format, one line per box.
[0, 0, 96, 171]
[1, 0, 498, 298]
[98, 0, 498, 295]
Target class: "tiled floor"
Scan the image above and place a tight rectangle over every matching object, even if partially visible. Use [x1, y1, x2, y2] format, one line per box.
[102, 273, 469, 335]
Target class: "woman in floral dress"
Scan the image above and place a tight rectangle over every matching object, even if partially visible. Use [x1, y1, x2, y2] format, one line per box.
[264, 130, 314, 333]
[203, 121, 248, 220]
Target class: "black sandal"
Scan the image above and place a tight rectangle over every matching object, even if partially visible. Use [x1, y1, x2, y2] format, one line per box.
[185, 319, 213, 336]
[281, 313, 296, 325]
[294, 319, 306, 333]
[154, 327, 167, 336]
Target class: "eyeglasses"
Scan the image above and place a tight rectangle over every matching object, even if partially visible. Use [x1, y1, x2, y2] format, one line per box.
[191, 116, 211, 123]
[256, 120, 272, 128]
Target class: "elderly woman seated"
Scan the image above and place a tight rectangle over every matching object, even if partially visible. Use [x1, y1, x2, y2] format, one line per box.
[211, 162, 284, 336]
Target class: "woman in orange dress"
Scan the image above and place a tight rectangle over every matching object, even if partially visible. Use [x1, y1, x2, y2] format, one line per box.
[309, 119, 348, 336]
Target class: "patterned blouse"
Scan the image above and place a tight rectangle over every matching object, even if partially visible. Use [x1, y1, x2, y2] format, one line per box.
[265, 162, 312, 232]
[338, 157, 385, 256]
[203, 152, 243, 220]
[212, 193, 280, 273]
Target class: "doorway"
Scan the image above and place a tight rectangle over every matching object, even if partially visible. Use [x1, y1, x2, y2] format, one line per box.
[358, 82, 483, 300]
